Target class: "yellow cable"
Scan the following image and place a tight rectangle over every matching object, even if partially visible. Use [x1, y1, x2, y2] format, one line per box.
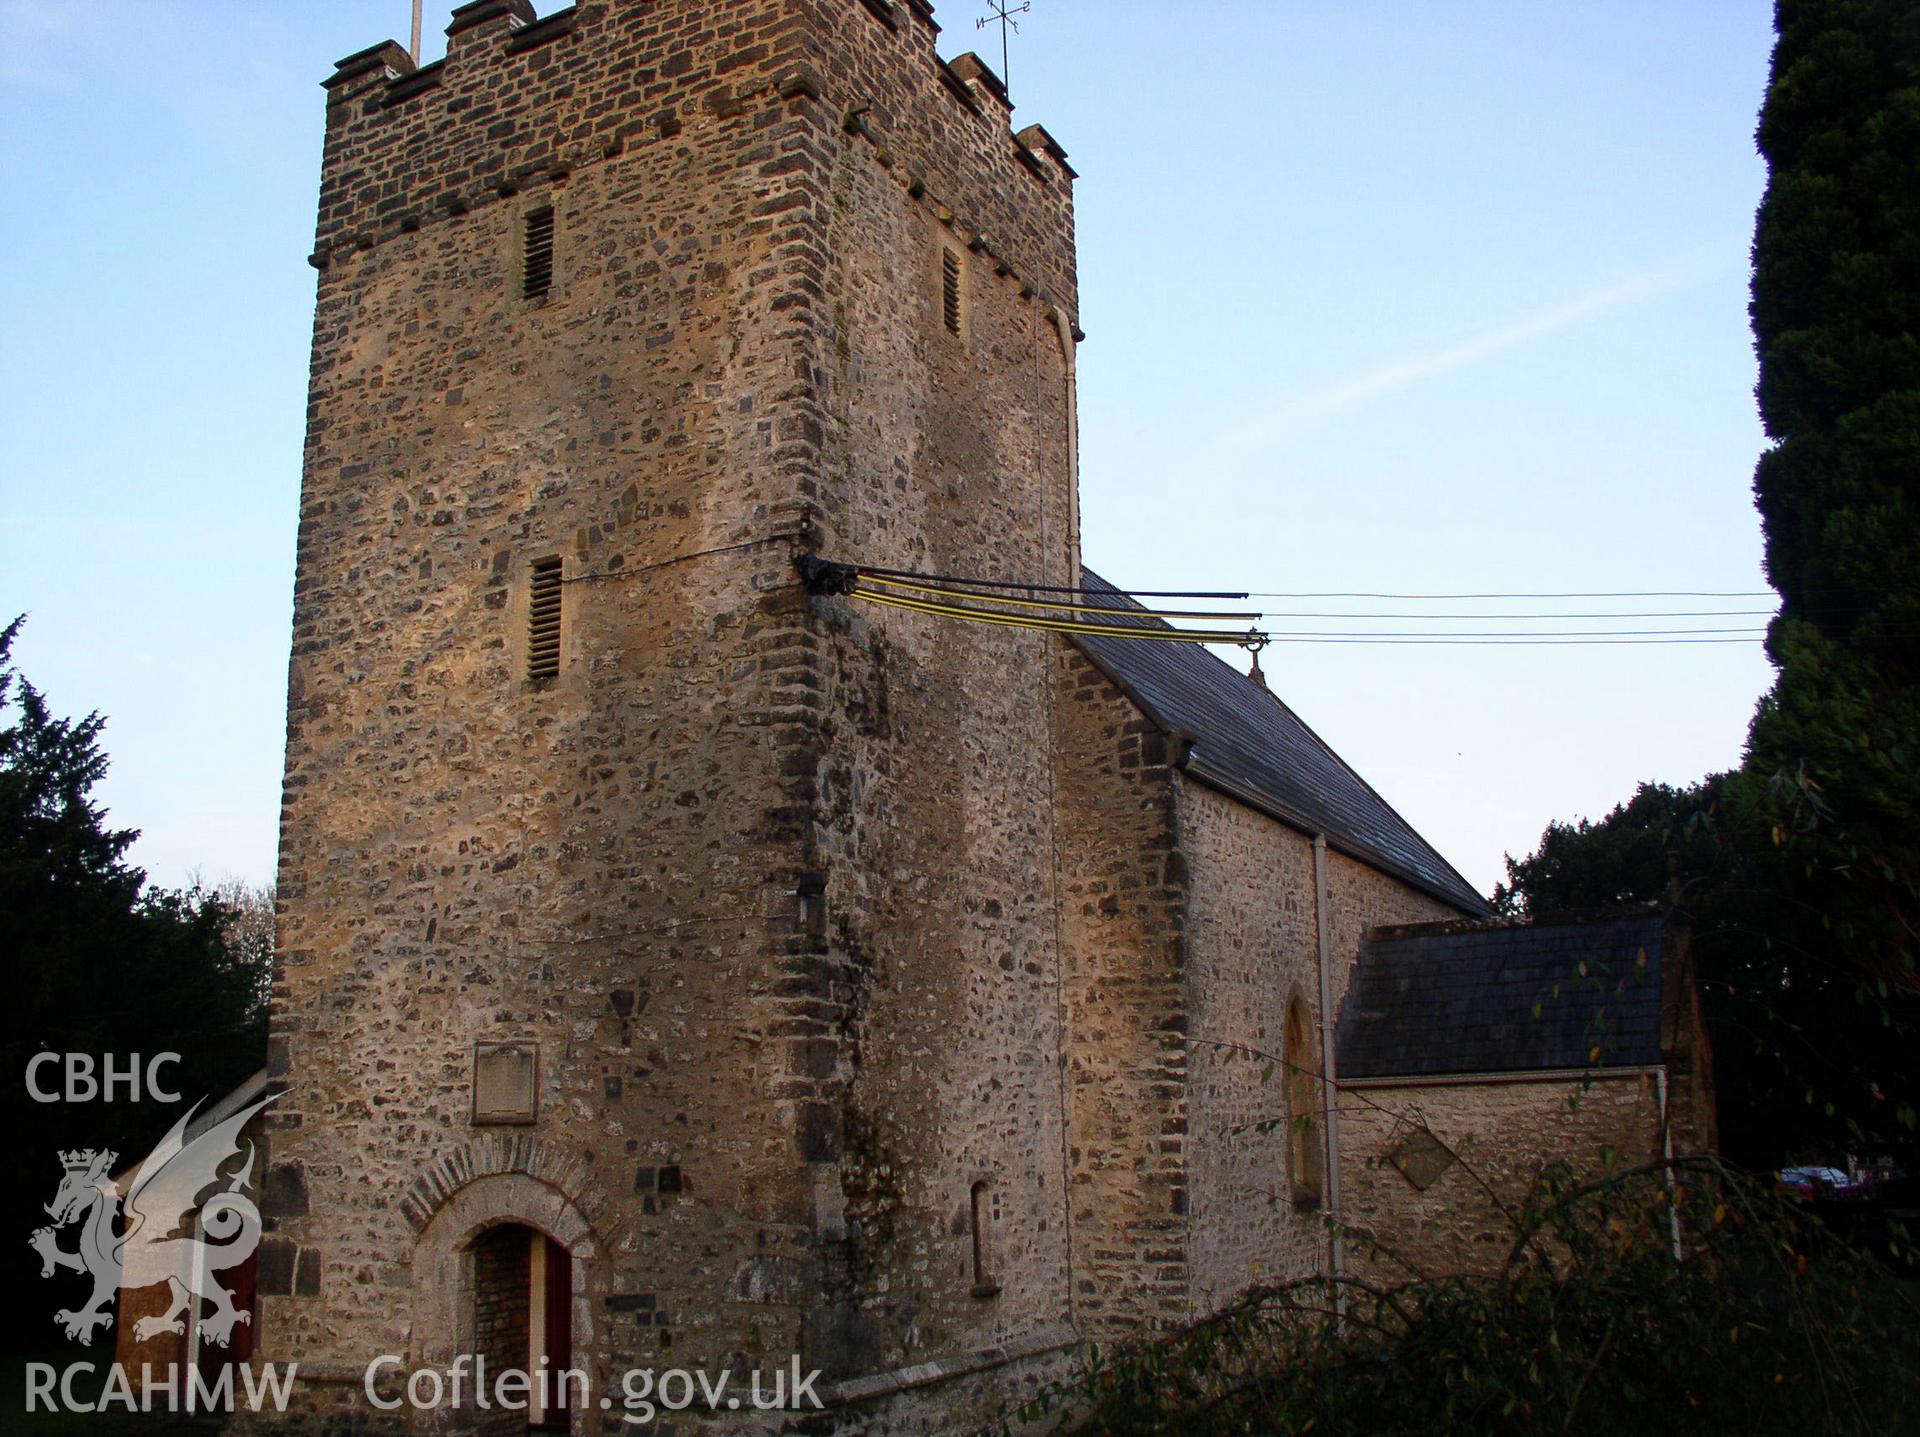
[852, 586, 1266, 649]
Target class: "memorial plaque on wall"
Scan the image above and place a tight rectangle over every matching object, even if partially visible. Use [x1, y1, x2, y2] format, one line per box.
[473, 1041, 538, 1124]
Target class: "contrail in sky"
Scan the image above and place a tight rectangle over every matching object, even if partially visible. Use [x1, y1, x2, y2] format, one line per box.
[1223, 260, 1730, 453]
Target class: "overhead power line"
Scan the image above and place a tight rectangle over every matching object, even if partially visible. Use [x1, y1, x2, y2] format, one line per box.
[800, 557, 1784, 651]
[868, 574, 1263, 622]
[1265, 626, 1767, 638]
[855, 589, 1266, 647]
[851, 560, 1248, 600]
[1259, 609, 1778, 620]
[1257, 636, 1767, 647]
[1245, 590, 1775, 601]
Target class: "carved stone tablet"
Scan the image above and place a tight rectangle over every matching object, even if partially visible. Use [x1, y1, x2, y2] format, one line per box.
[1388, 1127, 1457, 1191]
[473, 1042, 537, 1125]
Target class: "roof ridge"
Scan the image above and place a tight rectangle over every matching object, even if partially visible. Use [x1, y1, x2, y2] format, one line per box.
[1367, 904, 1666, 945]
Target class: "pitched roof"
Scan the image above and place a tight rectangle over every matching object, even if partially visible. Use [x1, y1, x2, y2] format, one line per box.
[1336, 911, 1669, 1080]
[1072, 571, 1485, 913]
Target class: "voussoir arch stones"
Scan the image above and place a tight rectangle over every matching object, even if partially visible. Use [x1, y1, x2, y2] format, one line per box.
[397, 1134, 622, 1252]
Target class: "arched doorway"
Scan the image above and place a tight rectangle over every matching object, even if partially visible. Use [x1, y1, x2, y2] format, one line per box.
[470, 1223, 573, 1432]
[405, 1162, 602, 1435]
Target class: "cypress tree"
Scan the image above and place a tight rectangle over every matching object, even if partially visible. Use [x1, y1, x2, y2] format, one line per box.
[1747, 0, 1920, 992]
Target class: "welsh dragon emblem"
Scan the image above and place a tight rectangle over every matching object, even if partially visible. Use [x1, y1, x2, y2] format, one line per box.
[30, 1095, 273, 1347]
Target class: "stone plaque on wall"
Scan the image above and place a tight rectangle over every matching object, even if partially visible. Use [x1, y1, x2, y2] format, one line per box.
[1387, 1126, 1457, 1191]
[473, 1042, 538, 1125]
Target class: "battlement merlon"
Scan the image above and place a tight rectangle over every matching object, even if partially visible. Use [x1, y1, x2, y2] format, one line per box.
[310, 1, 1077, 317]
[321, 40, 416, 98]
[446, 0, 539, 46]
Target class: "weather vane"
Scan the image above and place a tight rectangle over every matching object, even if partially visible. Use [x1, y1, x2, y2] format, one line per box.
[976, 0, 1032, 92]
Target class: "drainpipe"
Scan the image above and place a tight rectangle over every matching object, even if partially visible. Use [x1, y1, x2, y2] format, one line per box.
[1657, 1068, 1683, 1261]
[1312, 834, 1345, 1300]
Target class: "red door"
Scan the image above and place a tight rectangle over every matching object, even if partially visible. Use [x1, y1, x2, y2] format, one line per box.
[538, 1235, 572, 1428]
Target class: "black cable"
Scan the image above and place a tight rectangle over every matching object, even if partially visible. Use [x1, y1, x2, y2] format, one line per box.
[1259, 609, 1778, 620]
[1252, 635, 1766, 646]
[1264, 626, 1766, 638]
[1245, 590, 1774, 600]
[848, 561, 1780, 603]
[565, 533, 801, 584]
[852, 561, 1247, 600]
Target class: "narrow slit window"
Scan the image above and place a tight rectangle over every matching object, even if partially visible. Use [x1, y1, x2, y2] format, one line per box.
[522, 206, 555, 300]
[941, 248, 963, 337]
[527, 558, 563, 683]
[969, 1180, 1000, 1297]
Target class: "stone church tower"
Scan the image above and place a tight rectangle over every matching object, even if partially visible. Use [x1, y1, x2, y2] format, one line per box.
[262, 0, 1084, 1427]
[255, 8, 1716, 1428]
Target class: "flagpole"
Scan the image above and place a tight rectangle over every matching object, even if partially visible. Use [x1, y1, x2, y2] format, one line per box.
[410, 0, 424, 64]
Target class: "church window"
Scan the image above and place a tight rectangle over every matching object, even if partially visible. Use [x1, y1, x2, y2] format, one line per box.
[796, 873, 828, 950]
[941, 247, 964, 338]
[527, 558, 563, 683]
[1285, 997, 1324, 1209]
[969, 1180, 1001, 1296]
[522, 205, 556, 300]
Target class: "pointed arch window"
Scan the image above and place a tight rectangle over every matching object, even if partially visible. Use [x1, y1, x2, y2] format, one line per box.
[1285, 997, 1324, 1209]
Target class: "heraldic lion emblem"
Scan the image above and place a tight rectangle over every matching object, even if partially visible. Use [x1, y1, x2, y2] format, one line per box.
[29, 1095, 273, 1347]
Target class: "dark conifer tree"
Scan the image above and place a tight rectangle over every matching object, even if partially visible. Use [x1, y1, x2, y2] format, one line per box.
[1497, 0, 1920, 1165]
[0, 617, 268, 1350]
[1746, 0, 1920, 992]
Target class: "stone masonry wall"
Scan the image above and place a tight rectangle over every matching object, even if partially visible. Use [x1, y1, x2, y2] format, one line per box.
[1178, 781, 1326, 1313]
[1178, 779, 1461, 1314]
[1055, 650, 1191, 1340]
[1339, 1073, 1666, 1283]
[275, 0, 846, 1420]
[794, 0, 1081, 1381]
[1052, 657, 1470, 1342]
[1321, 847, 1465, 1017]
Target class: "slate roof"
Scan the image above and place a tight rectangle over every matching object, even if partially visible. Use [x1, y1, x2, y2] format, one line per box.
[1336, 912, 1669, 1080]
[1072, 572, 1486, 913]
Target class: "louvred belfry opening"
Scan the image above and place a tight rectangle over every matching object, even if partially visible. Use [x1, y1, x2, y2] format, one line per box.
[942, 248, 962, 335]
[527, 559, 562, 682]
[523, 206, 555, 300]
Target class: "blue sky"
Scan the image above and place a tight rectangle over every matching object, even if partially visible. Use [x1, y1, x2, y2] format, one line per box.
[0, 1, 1778, 896]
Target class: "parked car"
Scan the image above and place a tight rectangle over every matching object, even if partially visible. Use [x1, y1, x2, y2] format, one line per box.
[1778, 1165, 1866, 1199]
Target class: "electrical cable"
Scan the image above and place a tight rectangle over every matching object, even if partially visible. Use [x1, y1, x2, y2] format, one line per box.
[1245, 590, 1774, 600]
[818, 557, 1792, 650]
[844, 560, 1778, 603]
[1251, 633, 1758, 645]
[1254, 609, 1779, 620]
[857, 573, 1263, 622]
[852, 561, 1248, 599]
[851, 584, 1269, 648]
[1261, 626, 1766, 638]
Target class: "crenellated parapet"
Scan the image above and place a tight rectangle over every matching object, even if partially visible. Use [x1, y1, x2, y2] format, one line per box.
[312, 0, 1077, 320]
